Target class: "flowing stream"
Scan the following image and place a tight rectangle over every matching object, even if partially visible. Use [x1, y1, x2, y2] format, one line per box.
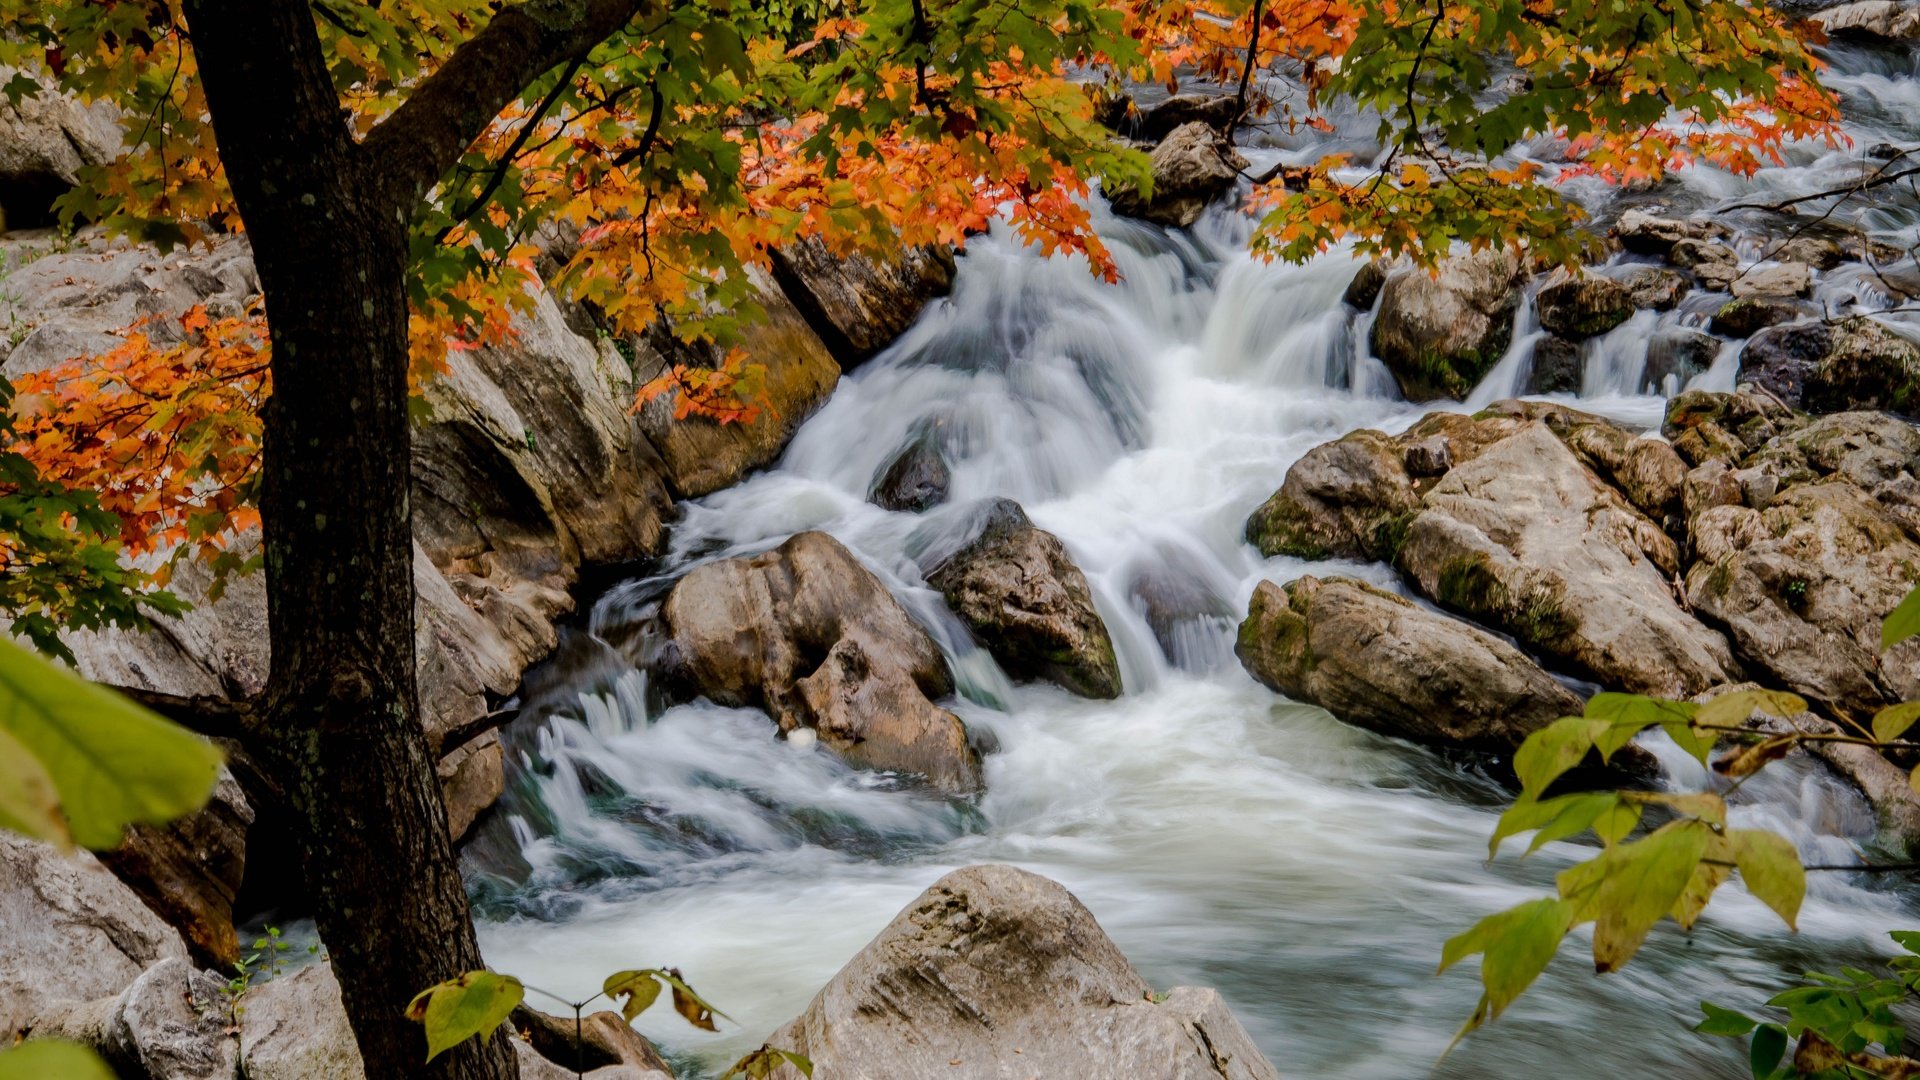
[467, 38, 1920, 1079]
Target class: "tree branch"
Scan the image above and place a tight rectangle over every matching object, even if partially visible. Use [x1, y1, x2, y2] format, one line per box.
[112, 686, 259, 744]
[361, 0, 655, 210]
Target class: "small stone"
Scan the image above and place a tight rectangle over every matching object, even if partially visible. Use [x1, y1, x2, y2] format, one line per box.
[1711, 298, 1803, 338]
[1731, 262, 1813, 300]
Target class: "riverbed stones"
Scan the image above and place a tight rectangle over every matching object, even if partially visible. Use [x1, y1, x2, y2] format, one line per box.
[661, 531, 982, 792]
[512, 1005, 675, 1077]
[1812, 0, 1920, 41]
[1642, 328, 1721, 393]
[1620, 266, 1689, 311]
[929, 499, 1122, 699]
[1535, 271, 1635, 339]
[1671, 238, 1741, 292]
[1244, 428, 1418, 562]
[1710, 298, 1802, 338]
[1611, 209, 1731, 256]
[1236, 576, 1582, 754]
[1107, 121, 1249, 228]
[762, 864, 1280, 1080]
[1739, 316, 1920, 414]
[1370, 248, 1525, 401]
[1528, 335, 1584, 395]
[1731, 261, 1814, 300]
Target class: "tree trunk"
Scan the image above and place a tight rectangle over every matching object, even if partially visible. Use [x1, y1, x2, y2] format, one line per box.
[179, 2, 516, 1077]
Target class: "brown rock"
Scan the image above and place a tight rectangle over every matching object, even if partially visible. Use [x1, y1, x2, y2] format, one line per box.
[1370, 249, 1525, 401]
[96, 772, 252, 970]
[1107, 122, 1250, 228]
[769, 237, 955, 370]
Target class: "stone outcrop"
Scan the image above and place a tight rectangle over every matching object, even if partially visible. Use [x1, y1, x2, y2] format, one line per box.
[28, 958, 236, 1080]
[928, 500, 1122, 699]
[1244, 429, 1418, 562]
[769, 237, 956, 369]
[1740, 316, 1920, 415]
[94, 772, 252, 970]
[0, 70, 122, 226]
[234, 964, 363, 1080]
[763, 865, 1280, 1080]
[1107, 121, 1249, 229]
[1812, 0, 1920, 42]
[1611, 209, 1731, 256]
[1236, 576, 1582, 754]
[660, 531, 982, 792]
[1535, 271, 1634, 339]
[1370, 248, 1524, 401]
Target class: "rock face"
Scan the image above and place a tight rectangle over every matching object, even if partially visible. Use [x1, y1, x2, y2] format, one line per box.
[1535, 272, 1634, 339]
[1236, 577, 1582, 754]
[1107, 121, 1249, 228]
[1813, 0, 1920, 41]
[661, 531, 982, 792]
[1370, 249, 1524, 401]
[769, 238, 956, 369]
[1740, 316, 1920, 414]
[764, 865, 1280, 1080]
[0, 834, 187, 1042]
[512, 1006, 675, 1077]
[1245, 429, 1418, 562]
[94, 772, 252, 970]
[929, 500, 1122, 699]
[235, 964, 363, 1080]
[0, 70, 122, 226]
[1396, 423, 1739, 696]
[1099, 93, 1240, 141]
[29, 959, 237, 1080]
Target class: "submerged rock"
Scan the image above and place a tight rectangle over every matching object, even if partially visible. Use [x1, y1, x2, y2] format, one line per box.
[929, 500, 1122, 699]
[1710, 298, 1802, 339]
[1370, 249, 1524, 401]
[1107, 121, 1248, 228]
[662, 531, 982, 792]
[1535, 271, 1634, 339]
[869, 430, 951, 512]
[763, 865, 1280, 1080]
[1236, 576, 1582, 755]
[1528, 335, 1584, 395]
[1642, 328, 1721, 394]
[1342, 258, 1389, 310]
[1740, 316, 1920, 414]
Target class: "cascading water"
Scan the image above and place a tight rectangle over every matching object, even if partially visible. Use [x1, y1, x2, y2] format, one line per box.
[467, 38, 1920, 1080]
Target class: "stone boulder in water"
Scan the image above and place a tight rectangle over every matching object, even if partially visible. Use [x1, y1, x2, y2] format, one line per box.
[1107, 121, 1248, 229]
[1527, 335, 1584, 395]
[1244, 429, 1419, 562]
[1812, 0, 1920, 41]
[1710, 298, 1803, 339]
[1739, 316, 1920, 415]
[661, 531, 982, 793]
[769, 236, 956, 370]
[929, 500, 1123, 699]
[868, 429, 951, 513]
[1610, 209, 1732, 256]
[1619, 266, 1689, 311]
[1534, 270, 1634, 339]
[1641, 327, 1721, 394]
[762, 864, 1280, 1080]
[1369, 248, 1524, 401]
[1236, 576, 1582, 756]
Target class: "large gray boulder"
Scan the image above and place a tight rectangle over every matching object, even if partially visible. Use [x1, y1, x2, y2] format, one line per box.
[1739, 316, 1920, 415]
[769, 237, 955, 369]
[29, 959, 236, 1080]
[1236, 576, 1582, 755]
[1812, 0, 1920, 41]
[929, 500, 1122, 699]
[0, 835, 187, 1042]
[0, 71, 121, 224]
[1107, 121, 1249, 228]
[763, 865, 1279, 1080]
[1370, 249, 1524, 401]
[661, 531, 982, 792]
[235, 964, 362, 1080]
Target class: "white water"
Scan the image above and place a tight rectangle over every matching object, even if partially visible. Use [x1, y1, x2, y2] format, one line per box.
[470, 42, 1920, 1080]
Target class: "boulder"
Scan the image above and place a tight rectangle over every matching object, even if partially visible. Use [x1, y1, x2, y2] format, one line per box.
[29, 959, 236, 1080]
[763, 865, 1279, 1080]
[1370, 248, 1524, 401]
[0, 834, 187, 1042]
[1244, 429, 1418, 562]
[768, 237, 956, 369]
[1710, 298, 1802, 339]
[1123, 546, 1238, 671]
[1343, 259, 1389, 310]
[1685, 481, 1920, 722]
[236, 964, 362, 1080]
[0, 70, 122, 226]
[1099, 93, 1241, 141]
[1670, 238, 1740, 292]
[1740, 316, 1920, 414]
[1619, 266, 1689, 311]
[1235, 576, 1582, 755]
[1527, 335, 1584, 395]
[436, 731, 505, 843]
[929, 500, 1122, 699]
[95, 772, 252, 970]
[868, 429, 951, 513]
[515, 1037, 670, 1080]
[1730, 262, 1813, 300]
[1108, 121, 1249, 228]
[1779, 236, 1845, 271]
[1642, 328, 1721, 393]
[1611, 209, 1731, 256]
[1812, 0, 1920, 41]
[1396, 423, 1740, 696]
[1535, 271, 1635, 339]
[661, 531, 982, 792]
[1662, 389, 1803, 468]
[510, 1005, 675, 1077]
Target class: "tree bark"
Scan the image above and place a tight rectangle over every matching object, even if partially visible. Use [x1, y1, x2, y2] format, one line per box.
[179, 1, 516, 1077]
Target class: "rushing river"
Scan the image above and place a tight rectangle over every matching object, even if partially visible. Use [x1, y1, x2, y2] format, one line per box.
[467, 37, 1920, 1080]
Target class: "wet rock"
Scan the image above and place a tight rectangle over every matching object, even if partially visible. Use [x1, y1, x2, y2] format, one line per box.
[1740, 316, 1920, 414]
[769, 237, 956, 370]
[236, 964, 363, 1080]
[662, 531, 981, 792]
[1245, 429, 1418, 562]
[0, 70, 122, 226]
[1396, 423, 1740, 697]
[1670, 238, 1740, 292]
[1731, 261, 1813, 300]
[1619, 266, 1689, 311]
[1403, 434, 1454, 476]
[29, 959, 236, 1080]
[1, 834, 187, 1042]
[1535, 271, 1635, 339]
[1710, 298, 1803, 338]
[1236, 576, 1582, 755]
[1812, 0, 1920, 41]
[1686, 481, 1920, 722]
[1342, 258, 1388, 309]
[764, 864, 1280, 1080]
[869, 431, 951, 513]
[1123, 546, 1237, 671]
[1370, 249, 1524, 401]
[512, 1005, 675, 1077]
[1107, 121, 1249, 228]
[929, 500, 1122, 699]
[1642, 328, 1722, 394]
[1663, 389, 1803, 468]
[1527, 335, 1584, 395]
[436, 731, 505, 843]
[1611, 209, 1731, 256]
[1779, 236, 1845, 271]
[1549, 414, 1689, 524]
[95, 772, 252, 971]
[1099, 93, 1241, 140]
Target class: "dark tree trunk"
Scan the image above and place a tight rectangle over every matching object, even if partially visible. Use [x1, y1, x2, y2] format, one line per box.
[179, 1, 515, 1077]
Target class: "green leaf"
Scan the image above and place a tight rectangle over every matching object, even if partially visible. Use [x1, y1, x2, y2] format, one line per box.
[0, 723, 68, 847]
[1438, 897, 1576, 1018]
[1558, 819, 1710, 973]
[658, 970, 729, 1032]
[1750, 1023, 1788, 1079]
[0, 1040, 117, 1080]
[0, 639, 224, 849]
[1697, 689, 1807, 729]
[1889, 930, 1920, 955]
[1874, 701, 1920, 744]
[1513, 716, 1607, 795]
[403, 971, 523, 1063]
[1696, 1002, 1760, 1038]
[1731, 829, 1805, 931]
[603, 969, 665, 1023]
[1884, 584, 1920, 649]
